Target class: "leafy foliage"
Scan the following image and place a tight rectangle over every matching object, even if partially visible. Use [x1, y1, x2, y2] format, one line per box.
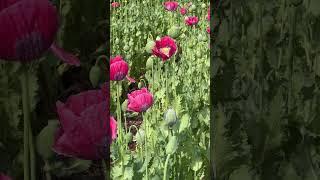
[212, 0, 320, 179]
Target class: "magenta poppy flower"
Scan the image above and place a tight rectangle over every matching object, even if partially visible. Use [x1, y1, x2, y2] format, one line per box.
[163, 1, 179, 11]
[185, 16, 199, 26]
[53, 83, 111, 160]
[152, 36, 177, 61]
[0, 173, 11, 180]
[111, 2, 120, 8]
[110, 116, 117, 140]
[0, 0, 80, 66]
[207, 27, 210, 34]
[180, 7, 187, 15]
[207, 8, 210, 21]
[110, 55, 129, 81]
[127, 88, 153, 112]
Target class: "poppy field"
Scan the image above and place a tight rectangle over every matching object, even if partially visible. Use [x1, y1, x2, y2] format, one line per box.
[110, 0, 210, 179]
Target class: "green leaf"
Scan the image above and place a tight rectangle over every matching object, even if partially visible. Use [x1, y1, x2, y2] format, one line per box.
[166, 136, 178, 155]
[179, 114, 190, 133]
[36, 120, 59, 160]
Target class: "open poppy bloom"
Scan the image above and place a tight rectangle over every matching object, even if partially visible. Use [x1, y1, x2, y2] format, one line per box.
[163, 1, 179, 11]
[185, 16, 199, 26]
[110, 55, 129, 81]
[53, 83, 112, 160]
[0, 0, 80, 66]
[0, 173, 11, 180]
[111, 2, 120, 8]
[127, 88, 153, 112]
[152, 36, 177, 61]
[180, 7, 187, 15]
[207, 7, 210, 21]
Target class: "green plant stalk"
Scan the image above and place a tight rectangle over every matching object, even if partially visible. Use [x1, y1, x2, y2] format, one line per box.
[29, 121, 36, 180]
[21, 68, 30, 180]
[163, 154, 171, 180]
[116, 82, 124, 170]
[143, 112, 149, 179]
[44, 160, 51, 180]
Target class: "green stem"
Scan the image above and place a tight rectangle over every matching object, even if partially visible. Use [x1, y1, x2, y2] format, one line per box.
[21, 67, 30, 180]
[44, 160, 51, 180]
[143, 112, 149, 179]
[163, 154, 171, 180]
[29, 122, 36, 180]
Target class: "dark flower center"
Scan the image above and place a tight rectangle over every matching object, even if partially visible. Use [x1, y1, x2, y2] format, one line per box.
[15, 31, 46, 61]
[114, 72, 126, 80]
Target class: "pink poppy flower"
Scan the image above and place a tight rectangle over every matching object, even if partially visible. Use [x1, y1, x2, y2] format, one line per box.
[110, 55, 129, 81]
[127, 88, 153, 112]
[110, 116, 117, 140]
[185, 16, 199, 26]
[163, 1, 179, 11]
[111, 2, 120, 8]
[0, 173, 11, 180]
[207, 8, 210, 21]
[0, 0, 80, 66]
[53, 83, 111, 160]
[207, 27, 210, 34]
[180, 7, 187, 15]
[152, 36, 177, 61]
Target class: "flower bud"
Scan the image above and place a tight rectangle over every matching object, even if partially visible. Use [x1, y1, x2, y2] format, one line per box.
[89, 65, 102, 87]
[164, 108, 177, 127]
[122, 100, 128, 112]
[146, 57, 154, 69]
[145, 40, 156, 54]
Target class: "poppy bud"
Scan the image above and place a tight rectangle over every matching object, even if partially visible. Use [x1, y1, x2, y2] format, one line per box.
[36, 120, 59, 160]
[122, 100, 128, 112]
[124, 132, 133, 142]
[136, 129, 145, 145]
[89, 65, 102, 87]
[123, 45, 130, 51]
[168, 25, 181, 39]
[145, 40, 156, 54]
[164, 109, 177, 127]
[138, 81, 144, 89]
[146, 57, 154, 70]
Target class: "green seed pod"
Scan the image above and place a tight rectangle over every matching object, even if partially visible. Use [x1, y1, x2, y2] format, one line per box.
[164, 109, 177, 127]
[201, 3, 206, 8]
[89, 65, 102, 88]
[36, 120, 59, 160]
[189, 5, 196, 11]
[196, 51, 202, 58]
[145, 40, 156, 54]
[126, 54, 132, 60]
[166, 135, 178, 154]
[136, 129, 145, 145]
[124, 132, 133, 142]
[122, 100, 128, 112]
[115, 38, 120, 44]
[168, 25, 180, 39]
[57, 63, 69, 76]
[123, 45, 130, 51]
[138, 81, 144, 88]
[146, 57, 154, 69]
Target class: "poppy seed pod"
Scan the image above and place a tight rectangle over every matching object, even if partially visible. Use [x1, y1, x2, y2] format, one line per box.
[164, 108, 177, 127]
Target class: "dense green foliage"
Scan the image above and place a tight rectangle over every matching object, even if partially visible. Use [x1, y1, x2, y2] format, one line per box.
[212, 0, 320, 179]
